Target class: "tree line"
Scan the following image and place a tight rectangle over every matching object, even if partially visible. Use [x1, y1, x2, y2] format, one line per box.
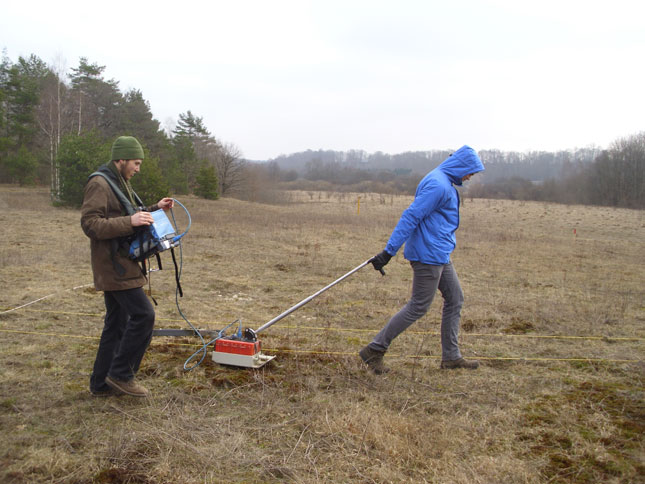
[0, 51, 246, 205]
[470, 132, 645, 208]
[267, 147, 603, 181]
[260, 136, 644, 209]
[1, 50, 642, 209]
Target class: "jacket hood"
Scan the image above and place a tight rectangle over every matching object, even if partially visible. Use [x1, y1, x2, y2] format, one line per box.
[437, 145, 485, 186]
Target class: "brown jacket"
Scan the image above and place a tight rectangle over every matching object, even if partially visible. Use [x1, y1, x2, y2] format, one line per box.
[80, 175, 158, 291]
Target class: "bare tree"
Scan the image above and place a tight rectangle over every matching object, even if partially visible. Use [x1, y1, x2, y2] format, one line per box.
[193, 136, 246, 196]
[215, 142, 246, 196]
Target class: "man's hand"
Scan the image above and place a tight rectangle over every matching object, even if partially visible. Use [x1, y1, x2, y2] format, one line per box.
[157, 198, 174, 211]
[369, 250, 392, 274]
[131, 211, 154, 226]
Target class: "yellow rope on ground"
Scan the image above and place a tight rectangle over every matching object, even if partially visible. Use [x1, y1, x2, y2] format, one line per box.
[0, 328, 641, 363]
[2, 307, 643, 342]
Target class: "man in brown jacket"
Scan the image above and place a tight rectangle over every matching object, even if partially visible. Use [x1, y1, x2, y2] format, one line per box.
[81, 136, 173, 397]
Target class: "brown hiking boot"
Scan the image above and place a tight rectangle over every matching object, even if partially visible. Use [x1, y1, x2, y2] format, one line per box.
[105, 376, 150, 397]
[440, 358, 480, 370]
[359, 346, 390, 374]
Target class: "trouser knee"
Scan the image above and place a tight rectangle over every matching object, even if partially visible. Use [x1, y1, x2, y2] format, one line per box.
[140, 310, 155, 333]
[443, 286, 464, 310]
[406, 299, 431, 320]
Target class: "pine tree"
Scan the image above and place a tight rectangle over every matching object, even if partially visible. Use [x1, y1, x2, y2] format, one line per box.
[69, 57, 122, 137]
[173, 110, 210, 139]
[0, 54, 50, 184]
[170, 110, 210, 191]
[131, 153, 171, 204]
[57, 131, 110, 206]
[195, 162, 219, 200]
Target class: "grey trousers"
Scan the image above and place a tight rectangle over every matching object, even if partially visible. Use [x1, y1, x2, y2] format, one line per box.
[369, 261, 464, 361]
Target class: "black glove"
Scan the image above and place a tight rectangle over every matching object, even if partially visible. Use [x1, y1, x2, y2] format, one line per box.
[369, 250, 392, 274]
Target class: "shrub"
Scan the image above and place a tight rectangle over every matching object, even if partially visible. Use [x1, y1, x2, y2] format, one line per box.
[131, 155, 171, 204]
[57, 131, 110, 207]
[195, 162, 219, 200]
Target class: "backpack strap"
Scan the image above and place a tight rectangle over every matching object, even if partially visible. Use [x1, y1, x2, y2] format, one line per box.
[88, 171, 144, 215]
[89, 171, 145, 275]
[170, 247, 183, 298]
[110, 238, 127, 277]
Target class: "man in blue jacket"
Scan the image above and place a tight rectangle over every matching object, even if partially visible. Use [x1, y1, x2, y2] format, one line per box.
[360, 145, 485, 374]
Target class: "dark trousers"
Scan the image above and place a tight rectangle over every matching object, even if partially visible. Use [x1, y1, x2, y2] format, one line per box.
[89, 287, 155, 392]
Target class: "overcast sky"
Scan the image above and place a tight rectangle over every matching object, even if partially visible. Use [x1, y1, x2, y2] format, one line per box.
[2, 0, 644, 160]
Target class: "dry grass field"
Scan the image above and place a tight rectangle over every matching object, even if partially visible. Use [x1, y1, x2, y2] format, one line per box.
[0, 184, 643, 483]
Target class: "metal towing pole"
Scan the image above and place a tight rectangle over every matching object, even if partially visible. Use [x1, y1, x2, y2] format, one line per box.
[244, 259, 378, 340]
[157, 259, 381, 370]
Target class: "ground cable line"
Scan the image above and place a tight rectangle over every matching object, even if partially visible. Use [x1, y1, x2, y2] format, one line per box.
[252, 323, 645, 342]
[260, 347, 642, 363]
[167, 202, 240, 372]
[0, 283, 93, 315]
[167, 201, 210, 371]
[3, 273, 643, 345]
[0, 329, 640, 364]
[2, 305, 644, 342]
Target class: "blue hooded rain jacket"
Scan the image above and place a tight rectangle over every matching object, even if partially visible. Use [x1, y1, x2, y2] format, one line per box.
[384, 145, 484, 265]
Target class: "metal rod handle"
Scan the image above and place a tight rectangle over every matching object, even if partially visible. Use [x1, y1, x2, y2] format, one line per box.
[254, 260, 371, 335]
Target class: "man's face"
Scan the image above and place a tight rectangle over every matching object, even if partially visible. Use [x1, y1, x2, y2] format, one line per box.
[116, 159, 143, 181]
[462, 173, 475, 182]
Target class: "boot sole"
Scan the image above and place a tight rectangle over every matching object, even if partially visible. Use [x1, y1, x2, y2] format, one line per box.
[90, 388, 118, 397]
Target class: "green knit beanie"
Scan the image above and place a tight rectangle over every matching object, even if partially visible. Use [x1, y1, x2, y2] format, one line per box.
[111, 136, 145, 161]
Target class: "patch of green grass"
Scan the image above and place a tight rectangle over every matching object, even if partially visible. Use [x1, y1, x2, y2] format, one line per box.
[504, 317, 535, 334]
[0, 397, 18, 410]
[520, 377, 644, 482]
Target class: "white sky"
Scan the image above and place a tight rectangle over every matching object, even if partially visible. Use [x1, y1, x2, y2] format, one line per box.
[2, 0, 644, 160]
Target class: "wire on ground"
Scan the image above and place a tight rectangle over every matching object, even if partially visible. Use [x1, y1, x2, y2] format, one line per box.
[2, 307, 643, 343]
[0, 328, 641, 364]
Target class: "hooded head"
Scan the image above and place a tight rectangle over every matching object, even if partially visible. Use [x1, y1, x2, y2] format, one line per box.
[437, 145, 484, 185]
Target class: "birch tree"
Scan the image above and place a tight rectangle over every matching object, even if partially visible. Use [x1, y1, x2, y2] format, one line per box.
[36, 57, 69, 200]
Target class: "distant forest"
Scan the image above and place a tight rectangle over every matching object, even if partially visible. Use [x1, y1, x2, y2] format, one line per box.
[266, 146, 601, 182]
[1, 50, 643, 208]
[253, 137, 644, 208]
